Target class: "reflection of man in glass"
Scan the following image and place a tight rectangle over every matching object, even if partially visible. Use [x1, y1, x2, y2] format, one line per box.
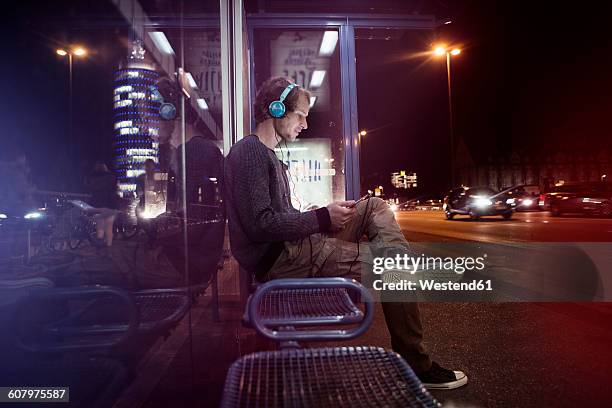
[176, 101, 224, 218]
[225, 77, 467, 389]
[155, 76, 224, 284]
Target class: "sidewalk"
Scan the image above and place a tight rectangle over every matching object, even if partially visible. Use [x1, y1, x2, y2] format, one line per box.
[113, 256, 612, 407]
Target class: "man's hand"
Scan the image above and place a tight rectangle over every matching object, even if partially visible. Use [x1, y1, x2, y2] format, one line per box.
[326, 201, 357, 231]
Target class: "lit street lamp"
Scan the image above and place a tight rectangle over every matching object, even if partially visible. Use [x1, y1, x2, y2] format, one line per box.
[56, 46, 88, 157]
[433, 44, 461, 187]
[357, 130, 367, 195]
[358, 129, 367, 145]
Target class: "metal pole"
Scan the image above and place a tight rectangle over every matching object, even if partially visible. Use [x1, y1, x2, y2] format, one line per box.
[69, 53, 73, 191]
[27, 229, 31, 261]
[446, 52, 455, 188]
[69, 53, 73, 148]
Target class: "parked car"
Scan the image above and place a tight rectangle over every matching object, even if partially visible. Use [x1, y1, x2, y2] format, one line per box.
[539, 183, 579, 211]
[538, 183, 594, 211]
[443, 186, 513, 220]
[547, 182, 612, 217]
[503, 184, 541, 211]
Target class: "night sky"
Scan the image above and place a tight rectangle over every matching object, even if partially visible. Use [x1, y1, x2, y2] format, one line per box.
[4, 1, 125, 192]
[4, 0, 612, 195]
[357, 1, 612, 194]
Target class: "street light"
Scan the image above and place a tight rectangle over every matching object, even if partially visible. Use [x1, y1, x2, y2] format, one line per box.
[358, 130, 367, 146]
[433, 43, 461, 188]
[433, 46, 446, 56]
[73, 47, 87, 56]
[356, 130, 368, 196]
[56, 46, 88, 158]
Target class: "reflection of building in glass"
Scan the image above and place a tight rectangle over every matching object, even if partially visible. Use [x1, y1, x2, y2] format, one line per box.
[113, 42, 160, 197]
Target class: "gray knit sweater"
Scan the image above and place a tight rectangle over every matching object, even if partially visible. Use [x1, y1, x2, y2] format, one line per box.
[224, 135, 331, 278]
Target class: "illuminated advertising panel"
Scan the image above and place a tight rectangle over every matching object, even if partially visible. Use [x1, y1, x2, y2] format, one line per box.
[275, 138, 334, 210]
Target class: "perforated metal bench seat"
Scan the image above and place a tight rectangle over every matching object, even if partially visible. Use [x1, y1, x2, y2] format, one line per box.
[14, 287, 194, 351]
[221, 346, 440, 408]
[44, 289, 191, 334]
[131, 289, 190, 332]
[245, 287, 363, 327]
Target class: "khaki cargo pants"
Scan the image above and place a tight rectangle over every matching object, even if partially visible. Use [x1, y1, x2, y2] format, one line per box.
[264, 197, 432, 373]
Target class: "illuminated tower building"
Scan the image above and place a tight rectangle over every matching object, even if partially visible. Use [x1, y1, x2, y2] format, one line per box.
[113, 40, 160, 197]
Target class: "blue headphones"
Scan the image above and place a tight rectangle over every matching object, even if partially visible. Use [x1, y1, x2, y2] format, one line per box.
[149, 86, 177, 121]
[268, 83, 298, 118]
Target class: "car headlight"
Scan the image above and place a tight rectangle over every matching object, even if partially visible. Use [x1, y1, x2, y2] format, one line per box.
[522, 199, 533, 206]
[390, 204, 398, 212]
[506, 198, 515, 205]
[24, 211, 43, 220]
[474, 197, 493, 208]
[582, 198, 602, 204]
[0, 213, 7, 219]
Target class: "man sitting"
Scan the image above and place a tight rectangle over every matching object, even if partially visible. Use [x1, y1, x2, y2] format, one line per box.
[224, 77, 467, 390]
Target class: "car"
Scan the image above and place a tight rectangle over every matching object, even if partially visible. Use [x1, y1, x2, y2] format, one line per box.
[443, 186, 513, 220]
[538, 183, 594, 211]
[399, 194, 444, 211]
[503, 184, 541, 211]
[0, 206, 48, 230]
[547, 182, 612, 217]
[538, 183, 580, 211]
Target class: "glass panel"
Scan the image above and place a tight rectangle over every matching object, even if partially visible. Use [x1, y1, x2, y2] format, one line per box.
[355, 28, 450, 198]
[4, 1, 224, 405]
[252, 28, 345, 208]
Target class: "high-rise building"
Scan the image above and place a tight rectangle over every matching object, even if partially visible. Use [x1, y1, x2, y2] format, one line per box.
[113, 40, 160, 197]
[391, 171, 417, 189]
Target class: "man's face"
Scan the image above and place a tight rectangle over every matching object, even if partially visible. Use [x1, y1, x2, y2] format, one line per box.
[277, 94, 309, 142]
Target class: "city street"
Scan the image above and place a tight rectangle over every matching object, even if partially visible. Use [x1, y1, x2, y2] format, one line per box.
[360, 209, 612, 406]
[396, 210, 612, 243]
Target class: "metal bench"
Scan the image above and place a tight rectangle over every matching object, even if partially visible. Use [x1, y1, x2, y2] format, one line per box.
[13, 286, 140, 352]
[243, 284, 364, 328]
[3, 286, 138, 408]
[223, 278, 440, 408]
[12, 285, 209, 349]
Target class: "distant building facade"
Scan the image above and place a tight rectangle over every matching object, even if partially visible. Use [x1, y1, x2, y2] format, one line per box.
[457, 150, 612, 191]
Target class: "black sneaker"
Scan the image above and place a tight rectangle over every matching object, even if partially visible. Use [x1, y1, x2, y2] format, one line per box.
[418, 361, 468, 390]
